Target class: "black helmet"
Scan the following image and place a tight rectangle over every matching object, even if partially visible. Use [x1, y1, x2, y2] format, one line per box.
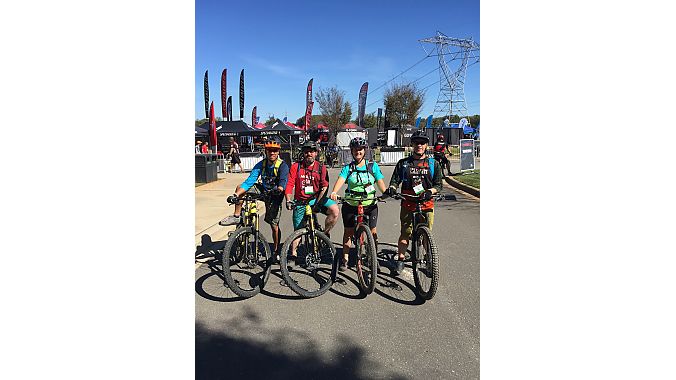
[410, 130, 429, 144]
[301, 140, 318, 151]
[349, 137, 368, 149]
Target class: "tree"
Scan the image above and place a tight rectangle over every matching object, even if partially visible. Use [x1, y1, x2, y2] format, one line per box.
[264, 115, 277, 127]
[314, 86, 352, 136]
[296, 114, 325, 129]
[383, 82, 424, 127]
[351, 112, 377, 129]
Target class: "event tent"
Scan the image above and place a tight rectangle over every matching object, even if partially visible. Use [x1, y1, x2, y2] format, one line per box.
[196, 120, 258, 137]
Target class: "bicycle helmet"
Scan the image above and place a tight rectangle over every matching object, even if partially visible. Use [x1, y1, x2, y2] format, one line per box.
[410, 130, 429, 144]
[349, 137, 368, 149]
[301, 140, 318, 151]
[264, 141, 281, 150]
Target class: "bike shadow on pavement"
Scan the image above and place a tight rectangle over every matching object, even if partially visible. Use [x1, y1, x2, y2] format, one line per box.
[374, 246, 425, 306]
[195, 261, 247, 303]
[195, 234, 225, 263]
[196, 309, 410, 380]
[259, 268, 307, 301]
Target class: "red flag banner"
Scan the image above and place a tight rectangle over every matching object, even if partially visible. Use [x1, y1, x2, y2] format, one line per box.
[305, 101, 313, 132]
[252, 106, 257, 128]
[357, 82, 368, 127]
[306, 78, 313, 109]
[209, 101, 217, 153]
[221, 69, 227, 120]
[203, 70, 209, 119]
[239, 69, 245, 120]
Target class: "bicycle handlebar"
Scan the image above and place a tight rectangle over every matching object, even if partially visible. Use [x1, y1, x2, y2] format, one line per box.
[391, 191, 445, 202]
[335, 194, 388, 204]
[227, 189, 280, 204]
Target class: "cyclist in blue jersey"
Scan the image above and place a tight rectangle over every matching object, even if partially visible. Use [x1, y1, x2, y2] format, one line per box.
[219, 141, 290, 253]
[329, 137, 388, 271]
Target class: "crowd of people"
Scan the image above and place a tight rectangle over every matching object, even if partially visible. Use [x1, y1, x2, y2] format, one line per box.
[217, 131, 443, 273]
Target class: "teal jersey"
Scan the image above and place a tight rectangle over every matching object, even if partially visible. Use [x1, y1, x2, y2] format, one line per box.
[338, 160, 384, 206]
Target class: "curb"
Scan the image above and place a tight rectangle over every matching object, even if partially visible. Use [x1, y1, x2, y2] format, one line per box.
[444, 175, 480, 198]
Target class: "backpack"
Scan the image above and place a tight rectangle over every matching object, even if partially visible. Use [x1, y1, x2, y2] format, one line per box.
[346, 160, 376, 184]
[260, 159, 283, 189]
[399, 156, 435, 185]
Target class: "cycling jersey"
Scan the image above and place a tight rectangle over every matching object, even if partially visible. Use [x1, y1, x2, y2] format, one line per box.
[241, 158, 289, 192]
[285, 160, 328, 202]
[389, 155, 443, 212]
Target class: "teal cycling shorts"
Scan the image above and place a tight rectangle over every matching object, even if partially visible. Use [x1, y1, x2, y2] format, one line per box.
[292, 197, 337, 230]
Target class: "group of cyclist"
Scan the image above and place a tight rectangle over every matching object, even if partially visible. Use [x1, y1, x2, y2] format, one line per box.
[218, 130, 444, 274]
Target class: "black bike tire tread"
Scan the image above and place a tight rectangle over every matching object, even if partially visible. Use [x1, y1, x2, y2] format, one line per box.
[413, 225, 439, 300]
[222, 227, 272, 298]
[355, 224, 378, 294]
[280, 228, 335, 298]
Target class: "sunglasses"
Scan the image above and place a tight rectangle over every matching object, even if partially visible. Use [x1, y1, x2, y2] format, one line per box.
[266, 149, 280, 153]
[302, 150, 317, 153]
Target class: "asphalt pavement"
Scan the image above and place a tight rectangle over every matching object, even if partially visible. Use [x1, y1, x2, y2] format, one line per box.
[195, 163, 480, 379]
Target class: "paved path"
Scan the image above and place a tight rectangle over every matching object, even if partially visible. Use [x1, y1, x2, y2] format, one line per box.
[195, 165, 479, 379]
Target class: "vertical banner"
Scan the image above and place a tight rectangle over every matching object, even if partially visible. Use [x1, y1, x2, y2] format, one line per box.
[306, 78, 313, 109]
[415, 117, 422, 129]
[252, 106, 257, 127]
[239, 69, 245, 120]
[383, 107, 390, 129]
[220, 69, 227, 120]
[426, 115, 433, 129]
[203, 70, 209, 119]
[377, 108, 382, 131]
[226, 96, 232, 121]
[305, 101, 313, 132]
[209, 101, 217, 154]
[357, 82, 368, 127]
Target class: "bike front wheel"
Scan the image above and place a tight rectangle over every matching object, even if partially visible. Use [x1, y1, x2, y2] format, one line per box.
[280, 228, 336, 298]
[412, 225, 439, 300]
[355, 224, 378, 294]
[222, 227, 272, 298]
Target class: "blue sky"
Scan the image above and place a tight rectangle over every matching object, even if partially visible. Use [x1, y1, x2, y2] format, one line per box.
[196, 0, 479, 123]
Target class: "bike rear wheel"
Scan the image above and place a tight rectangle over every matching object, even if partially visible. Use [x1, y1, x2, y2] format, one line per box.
[412, 225, 439, 300]
[222, 227, 272, 298]
[355, 224, 378, 294]
[280, 228, 335, 298]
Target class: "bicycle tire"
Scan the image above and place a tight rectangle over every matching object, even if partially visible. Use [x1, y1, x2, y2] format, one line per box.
[280, 228, 335, 298]
[412, 225, 439, 300]
[222, 227, 272, 298]
[355, 224, 378, 294]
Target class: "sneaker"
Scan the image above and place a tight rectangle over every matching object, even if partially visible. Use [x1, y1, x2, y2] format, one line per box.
[219, 215, 241, 226]
[393, 260, 405, 274]
[287, 256, 297, 268]
[338, 261, 347, 272]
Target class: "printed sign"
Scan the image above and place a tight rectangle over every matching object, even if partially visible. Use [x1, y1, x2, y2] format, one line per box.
[460, 139, 475, 171]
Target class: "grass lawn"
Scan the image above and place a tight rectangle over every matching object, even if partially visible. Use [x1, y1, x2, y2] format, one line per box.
[454, 169, 480, 189]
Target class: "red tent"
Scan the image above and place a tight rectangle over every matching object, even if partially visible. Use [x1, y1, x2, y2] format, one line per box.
[285, 121, 303, 130]
[254, 123, 266, 129]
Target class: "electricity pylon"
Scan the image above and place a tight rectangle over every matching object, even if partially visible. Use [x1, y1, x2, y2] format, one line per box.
[419, 31, 479, 121]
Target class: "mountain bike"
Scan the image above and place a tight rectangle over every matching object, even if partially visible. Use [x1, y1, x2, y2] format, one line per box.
[391, 191, 444, 300]
[335, 194, 386, 295]
[279, 198, 336, 298]
[221, 191, 274, 298]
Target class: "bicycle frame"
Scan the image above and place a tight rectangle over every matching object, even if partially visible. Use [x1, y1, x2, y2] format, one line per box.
[233, 194, 266, 266]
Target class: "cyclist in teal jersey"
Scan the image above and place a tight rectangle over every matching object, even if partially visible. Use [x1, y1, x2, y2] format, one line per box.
[329, 137, 388, 271]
